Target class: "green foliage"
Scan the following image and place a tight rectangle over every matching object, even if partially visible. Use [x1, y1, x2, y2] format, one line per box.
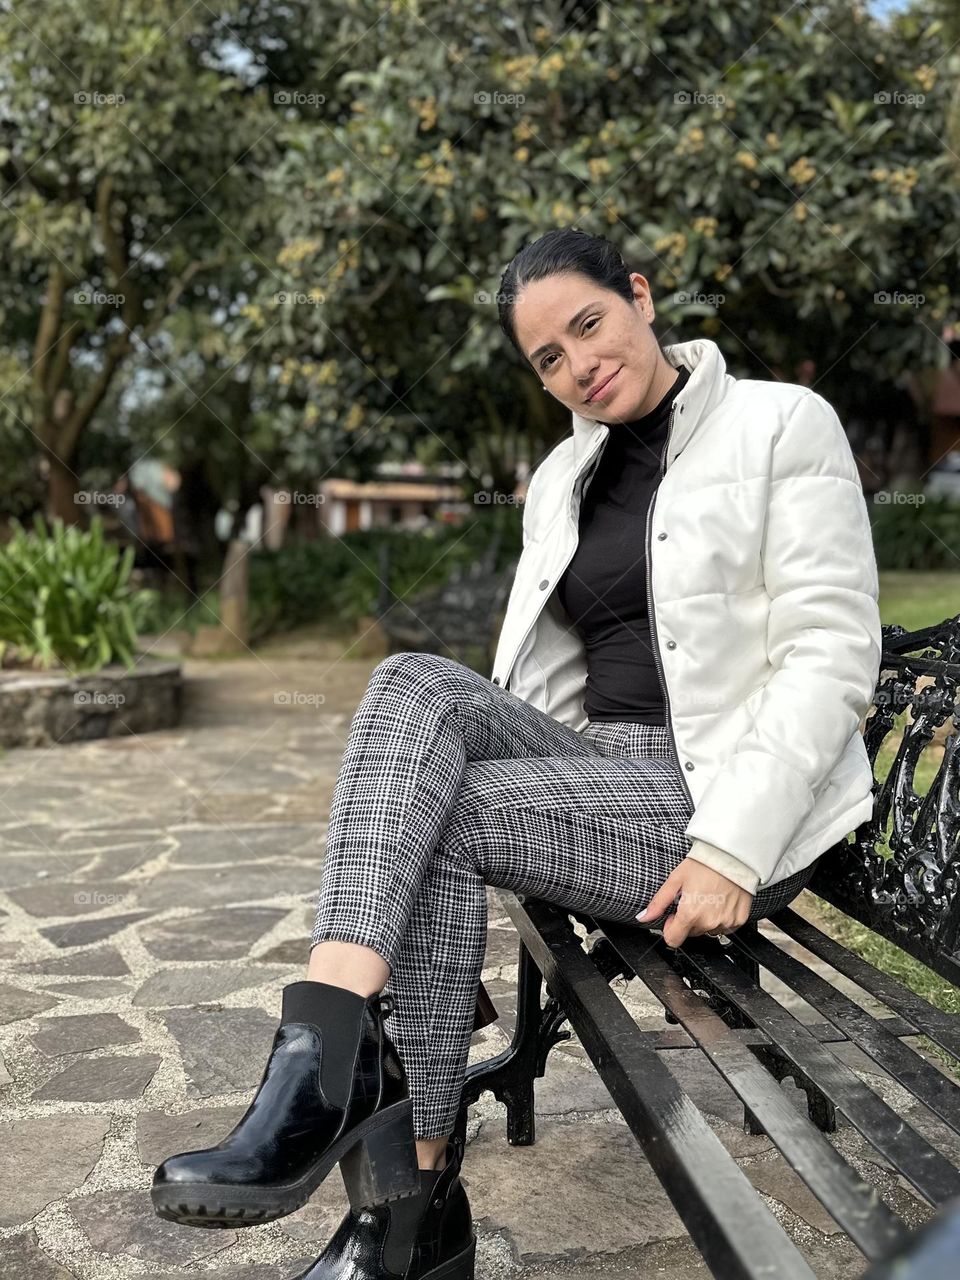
[248, 513, 522, 638]
[0, 515, 157, 673]
[869, 494, 960, 569]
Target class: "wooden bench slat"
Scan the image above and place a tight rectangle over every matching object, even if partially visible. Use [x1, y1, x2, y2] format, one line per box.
[771, 907, 960, 1063]
[507, 896, 817, 1280]
[728, 927, 960, 1137]
[655, 933, 960, 1205]
[603, 921, 911, 1260]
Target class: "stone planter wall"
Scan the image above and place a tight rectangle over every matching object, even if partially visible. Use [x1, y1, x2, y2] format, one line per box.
[0, 659, 183, 748]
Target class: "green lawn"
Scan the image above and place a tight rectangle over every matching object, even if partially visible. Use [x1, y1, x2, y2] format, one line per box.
[800, 571, 959, 1080]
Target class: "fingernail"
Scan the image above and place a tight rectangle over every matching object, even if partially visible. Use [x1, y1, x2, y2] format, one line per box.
[636, 909, 648, 919]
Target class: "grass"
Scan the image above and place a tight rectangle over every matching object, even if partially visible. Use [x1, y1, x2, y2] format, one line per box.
[799, 570, 960, 1080]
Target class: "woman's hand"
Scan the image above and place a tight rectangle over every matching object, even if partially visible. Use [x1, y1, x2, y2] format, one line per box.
[636, 861, 754, 950]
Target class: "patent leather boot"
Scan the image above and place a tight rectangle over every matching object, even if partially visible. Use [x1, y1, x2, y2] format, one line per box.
[151, 981, 420, 1227]
[296, 1134, 476, 1280]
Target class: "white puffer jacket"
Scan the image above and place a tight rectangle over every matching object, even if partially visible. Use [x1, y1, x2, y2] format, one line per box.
[490, 337, 883, 891]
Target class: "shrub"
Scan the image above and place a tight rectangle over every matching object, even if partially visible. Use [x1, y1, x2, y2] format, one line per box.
[0, 514, 157, 673]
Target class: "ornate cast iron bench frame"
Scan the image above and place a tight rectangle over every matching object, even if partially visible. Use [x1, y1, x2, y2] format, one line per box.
[457, 615, 960, 1278]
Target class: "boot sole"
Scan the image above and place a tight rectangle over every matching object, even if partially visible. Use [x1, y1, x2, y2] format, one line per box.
[151, 1098, 419, 1228]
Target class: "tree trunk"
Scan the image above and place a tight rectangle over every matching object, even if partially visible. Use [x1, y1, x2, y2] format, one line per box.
[218, 537, 250, 652]
[46, 447, 80, 524]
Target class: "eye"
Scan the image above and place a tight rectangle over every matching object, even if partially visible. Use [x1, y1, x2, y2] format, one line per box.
[539, 317, 601, 373]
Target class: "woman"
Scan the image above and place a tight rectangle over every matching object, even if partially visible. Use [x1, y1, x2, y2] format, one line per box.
[151, 229, 882, 1280]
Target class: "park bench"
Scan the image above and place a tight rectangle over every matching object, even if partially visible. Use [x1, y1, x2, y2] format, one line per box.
[375, 534, 516, 672]
[458, 613, 960, 1278]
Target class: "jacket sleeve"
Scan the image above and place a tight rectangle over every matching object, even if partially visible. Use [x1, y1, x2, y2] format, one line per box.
[685, 839, 760, 896]
[682, 390, 883, 887]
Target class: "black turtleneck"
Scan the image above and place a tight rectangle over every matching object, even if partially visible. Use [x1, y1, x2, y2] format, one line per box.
[556, 364, 691, 724]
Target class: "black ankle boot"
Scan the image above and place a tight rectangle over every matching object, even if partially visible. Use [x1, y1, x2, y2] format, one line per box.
[151, 981, 420, 1227]
[294, 1135, 476, 1280]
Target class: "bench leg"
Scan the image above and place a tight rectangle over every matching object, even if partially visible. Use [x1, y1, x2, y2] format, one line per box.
[458, 939, 567, 1147]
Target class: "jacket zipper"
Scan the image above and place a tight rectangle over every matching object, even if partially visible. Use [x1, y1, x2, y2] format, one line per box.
[503, 433, 609, 691]
[645, 402, 695, 809]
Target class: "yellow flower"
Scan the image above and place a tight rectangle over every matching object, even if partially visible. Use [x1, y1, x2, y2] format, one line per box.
[735, 151, 758, 170]
[916, 64, 937, 92]
[588, 156, 612, 181]
[870, 167, 889, 181]
[788, 156, 816, 185]
[514, 147, 530, 163]
[345, 404, 365, 432]
[606, 67, 620, 81]
[692, 216, 718, 239]
[793, 201, 808, 222]
[714, 263, 732, 282]
[325, 167, 346, 185]
[765, 132, 780, 149]
[551, 200, 575, 221]
[513, 120, 534, 142]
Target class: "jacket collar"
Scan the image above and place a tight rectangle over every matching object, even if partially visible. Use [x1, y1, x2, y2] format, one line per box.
[569, 337, 732, 471]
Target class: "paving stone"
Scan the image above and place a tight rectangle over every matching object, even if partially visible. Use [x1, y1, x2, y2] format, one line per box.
[743, 1156, 846, 1235]
[37, 911, 150, 948]
[5, 880, 138, 918]
[41, 978, 132, 999]
[254, 937, 309, 964]
[0, 981, 59, 1024]
[136, 1104, 248, 1164]
[0, 1229, 78, 1277]
[54, 824, 163, 852]
[135, 864, 320, 911]
[482, 926, 524, 971]
[0, 1051, 11, 1085]
[0, 1114, 109, 1227]
[169, 823, 323, 865]
[17, 945, 131, 977]
[31, 1012, 141, 1057]
[69, 1187, 237, 1265]
[133, 964, 288, 1007]
[32, 1053, 161, 1102]
[462, 1116, 686, 1263]
[534, 1049, 617, 1116]
[278, 1176, 351, 1243]
[154, 1264, 317, 1280]
[139, 905, 288, 961]
[0, 853, 93, 891]
[161, 1006, 277, 1096]
[0, 823, 61, 851]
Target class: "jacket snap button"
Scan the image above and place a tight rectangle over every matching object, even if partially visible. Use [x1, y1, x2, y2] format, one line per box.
[657, 532, 667, 540]
[539, 579, 549, 590]
[666, 640, 677, 650]
[685, 761, 695, 771]
[492, 677, 500, 685]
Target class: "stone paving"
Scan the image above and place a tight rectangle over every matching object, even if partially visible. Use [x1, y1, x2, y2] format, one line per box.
[0, 630, 955, 1278]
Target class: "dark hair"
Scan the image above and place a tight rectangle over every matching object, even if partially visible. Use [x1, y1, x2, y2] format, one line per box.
[497, 228, 635, 364]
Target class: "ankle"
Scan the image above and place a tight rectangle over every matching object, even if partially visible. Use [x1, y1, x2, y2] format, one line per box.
[415, 1137, 449, 1172]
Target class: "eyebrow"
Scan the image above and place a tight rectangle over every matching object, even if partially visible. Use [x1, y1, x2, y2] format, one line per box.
[527, 301, 603, 364]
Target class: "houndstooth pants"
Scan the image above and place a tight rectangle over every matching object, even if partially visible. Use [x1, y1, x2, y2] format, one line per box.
[311, 651, 817, 1138]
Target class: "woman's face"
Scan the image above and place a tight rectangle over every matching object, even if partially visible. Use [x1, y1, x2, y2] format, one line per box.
[512, 271, 673, 424]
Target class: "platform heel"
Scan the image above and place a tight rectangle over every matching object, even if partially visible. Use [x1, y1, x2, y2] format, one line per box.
[339, 1096, 420, 1210]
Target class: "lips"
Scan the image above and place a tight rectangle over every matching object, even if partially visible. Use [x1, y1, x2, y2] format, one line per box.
[585, 367, 621, 403]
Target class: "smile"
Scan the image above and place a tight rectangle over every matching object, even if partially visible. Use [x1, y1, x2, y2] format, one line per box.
[585, 368, 622, 403]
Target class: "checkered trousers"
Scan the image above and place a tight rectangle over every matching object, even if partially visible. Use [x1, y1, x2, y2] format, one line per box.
[311, 651, 816, 1138]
